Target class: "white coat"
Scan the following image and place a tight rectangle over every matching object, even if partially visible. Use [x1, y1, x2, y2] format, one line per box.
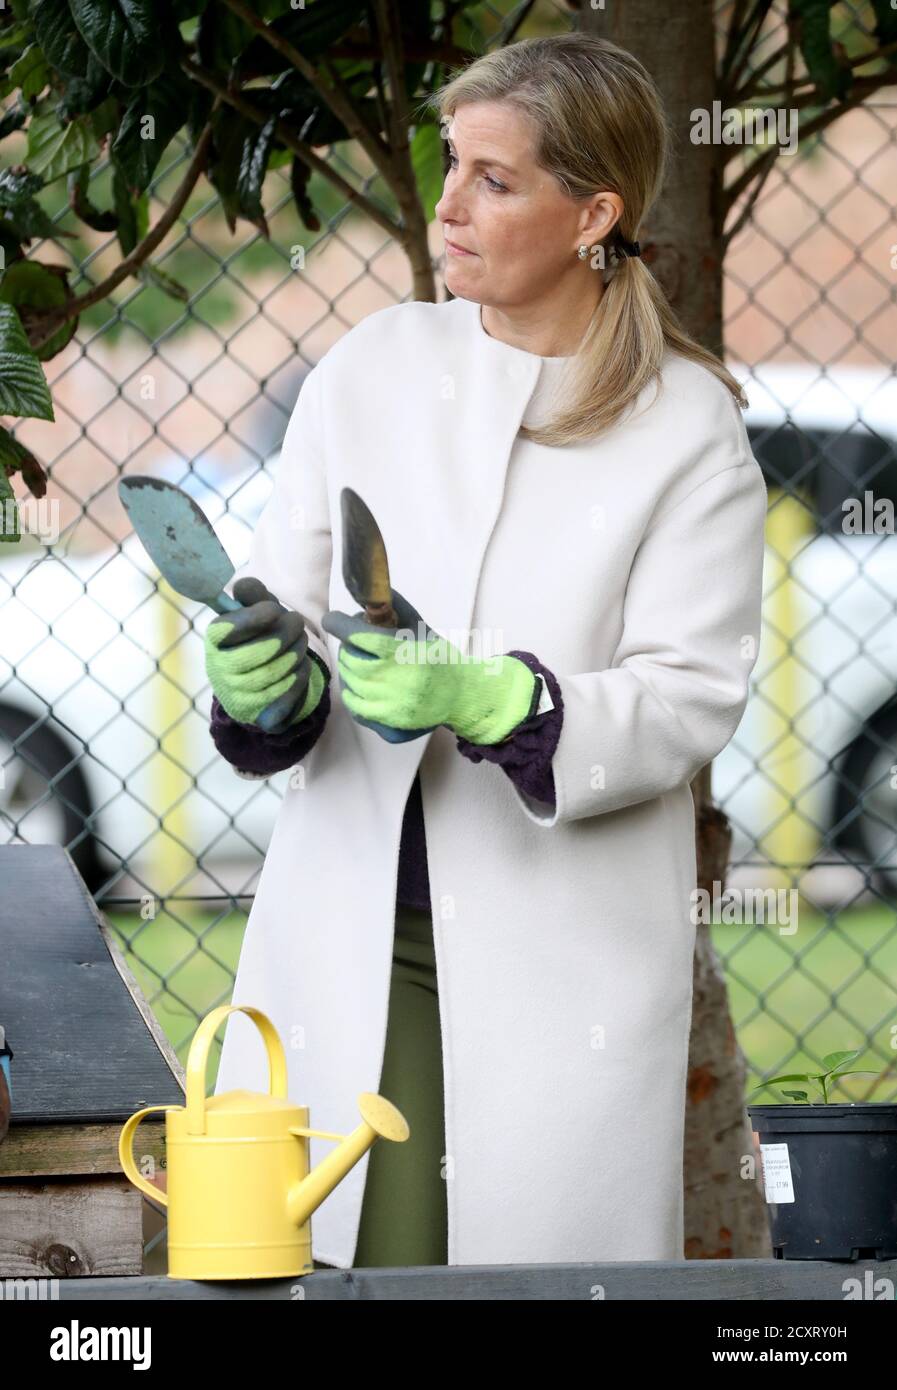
[213, 293, 768, 1269]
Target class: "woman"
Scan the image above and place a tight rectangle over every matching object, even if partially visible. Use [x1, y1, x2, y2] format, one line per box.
[207, 33, 767, 1270]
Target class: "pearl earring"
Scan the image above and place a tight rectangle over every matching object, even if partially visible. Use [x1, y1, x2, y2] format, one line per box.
[577, 245, 589, 260]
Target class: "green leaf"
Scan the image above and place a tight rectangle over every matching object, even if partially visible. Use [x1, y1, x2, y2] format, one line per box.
[10, 43, 50, 101]
[30, 0, 92, 79]
[870, 0, 897, 60]
[111, 163, 148, 255]
[207, 106, 251, 235]
[289, 155, 319, 233]
[410, 121, 444, 224]
[0, 462, 21, 543]
[0, 229, 23, 268]
[238, 0, 370, 79]
[67, 163, 118, 231]
[88, 94, 120, 140]
[0, 301, 54, 419]
[790, 0, 852, 103]
[821, 1049, 864, 1073]
[780, 1090, 809, 1102]
[236, 114, 276, 230]
[55, 52, 115, 119]
[184, 79, 213, 147]
[26, 109, 101, 182]
[0, 168, 44, 206]
[67, 0, 165, 86]
[0, 104, 28, 140]
[111, 75, 189, 191]
[0, 22, 31, 51]
[0, 166, 58, 240]
[749, 1073, 814, 1091]
[0, 258, 77, 360]
[0, 421, 47, 497]
[197, 0, 251, 72]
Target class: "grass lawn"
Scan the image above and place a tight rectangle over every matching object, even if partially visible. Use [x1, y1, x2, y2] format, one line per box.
[105, 899, 897, 1102]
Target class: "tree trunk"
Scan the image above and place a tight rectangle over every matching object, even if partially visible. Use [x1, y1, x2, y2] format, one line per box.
[579, 0, 771, 1258]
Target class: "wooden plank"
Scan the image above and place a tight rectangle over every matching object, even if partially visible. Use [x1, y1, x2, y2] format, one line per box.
[0, 844, 185, 1124]
[31, 1259, 897, 1300]
[0, 1176, 143, 1278]
[0, 1120, 167, 1179]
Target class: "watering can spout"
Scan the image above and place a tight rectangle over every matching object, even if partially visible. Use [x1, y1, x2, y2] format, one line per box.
[287, 1092, 410, 1229]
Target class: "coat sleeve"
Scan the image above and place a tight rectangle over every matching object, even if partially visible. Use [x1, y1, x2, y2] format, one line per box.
[208, 361, 334, 778]
[508, 456, 768, 828]
[455, 651, 563, 807]
[208, 649, 332, 780]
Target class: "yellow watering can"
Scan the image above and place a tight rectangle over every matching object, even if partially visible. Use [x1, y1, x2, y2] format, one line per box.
[118, 1004, 409, 1279]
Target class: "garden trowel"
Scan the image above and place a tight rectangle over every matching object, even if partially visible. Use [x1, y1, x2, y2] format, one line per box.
[340, 487, 400, 630]
[119, 475, 313, 735]
[118, 475, 241, 614]
[338, 486, 435, 744]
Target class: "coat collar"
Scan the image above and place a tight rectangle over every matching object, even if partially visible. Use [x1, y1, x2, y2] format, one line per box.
[410, 295, 547, 657]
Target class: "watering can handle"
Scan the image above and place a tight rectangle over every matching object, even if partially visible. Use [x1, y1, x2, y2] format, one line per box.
[186, 1004, 288, 1136]
[118, 1104, 175, 1207]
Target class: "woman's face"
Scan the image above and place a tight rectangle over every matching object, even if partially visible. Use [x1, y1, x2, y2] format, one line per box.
[434, 101, 619, 309]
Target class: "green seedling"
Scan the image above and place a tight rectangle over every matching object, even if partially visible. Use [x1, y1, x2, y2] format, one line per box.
[749, 1049, 881, 1103]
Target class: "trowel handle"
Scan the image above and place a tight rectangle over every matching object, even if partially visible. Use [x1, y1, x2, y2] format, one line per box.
[119, 1104, 177, 1207]
[208, 590, 242, 615]
[362, 599, 399, 629]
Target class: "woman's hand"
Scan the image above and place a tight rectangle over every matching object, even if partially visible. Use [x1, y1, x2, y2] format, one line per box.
[204, 577, 326, 733]
[321, 594, 537, 745]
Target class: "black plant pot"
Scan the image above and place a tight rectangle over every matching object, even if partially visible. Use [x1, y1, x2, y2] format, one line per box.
[748, 1103, 897, 1260]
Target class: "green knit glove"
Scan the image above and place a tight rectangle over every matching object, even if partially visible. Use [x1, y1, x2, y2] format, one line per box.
[320, 607, 538, 745]
[204, 577, 326, 733]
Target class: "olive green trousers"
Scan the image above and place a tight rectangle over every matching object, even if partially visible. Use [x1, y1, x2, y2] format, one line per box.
[351, 900, 449, 1268]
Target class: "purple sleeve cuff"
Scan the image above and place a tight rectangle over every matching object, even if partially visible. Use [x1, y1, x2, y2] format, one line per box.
[209, 649, 331, 776]
[454, 650, 563, 808]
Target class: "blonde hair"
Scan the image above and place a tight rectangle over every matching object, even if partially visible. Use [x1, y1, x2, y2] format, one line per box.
[423, 33, 747, 446]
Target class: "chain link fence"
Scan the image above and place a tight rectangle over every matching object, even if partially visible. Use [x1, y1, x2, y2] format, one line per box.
[2, 0, 896, 1100]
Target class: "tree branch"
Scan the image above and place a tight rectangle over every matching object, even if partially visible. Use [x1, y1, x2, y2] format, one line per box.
[30, 120, 216, 354]
[723, 37, 789, 105]
[724, 0, 777, 100]
[369, 0, 436, 300]
[373, 0, 411, 158]
[500, 0, 538, 46]
[219, 0, 392, 170]
[734, 38, 897, 104]
[720, 69, 897, 218]
[181, 59, 402, 241]
[720, 0, 753, 84]
[723, 30, 796, 249]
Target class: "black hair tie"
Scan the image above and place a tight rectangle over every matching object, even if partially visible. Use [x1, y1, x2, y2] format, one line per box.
[614, 234, 642, 259]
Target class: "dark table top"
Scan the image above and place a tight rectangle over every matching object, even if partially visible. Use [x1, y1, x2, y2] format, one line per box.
[0, 844, 184, 1124]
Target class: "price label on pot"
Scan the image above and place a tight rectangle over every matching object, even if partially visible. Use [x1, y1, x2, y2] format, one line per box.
[760, 1142, 795, 1203]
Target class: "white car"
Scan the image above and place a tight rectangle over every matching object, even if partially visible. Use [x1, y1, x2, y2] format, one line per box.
[0, 454, 291, 897]
[2, 362, 896, 897]
[716, 361, 897, 889]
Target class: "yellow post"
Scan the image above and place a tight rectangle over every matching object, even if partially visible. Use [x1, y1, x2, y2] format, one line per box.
[152, 577, 194, 898]
[759, 486, 819, 890]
